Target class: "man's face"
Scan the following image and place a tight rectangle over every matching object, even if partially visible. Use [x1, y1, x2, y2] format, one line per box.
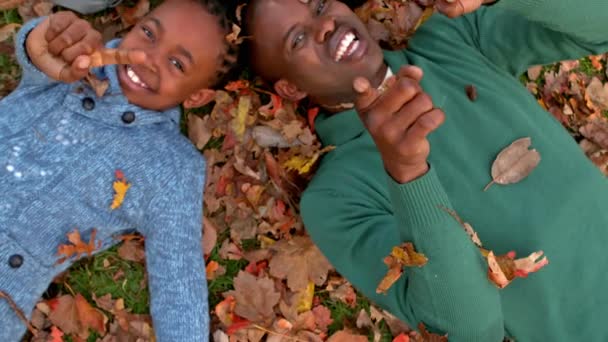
[118, 0, 224, 111]
[248, 0, 385, 106]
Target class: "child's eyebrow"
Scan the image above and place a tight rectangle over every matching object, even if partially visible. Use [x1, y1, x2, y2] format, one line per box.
[148, 17, 164, 34]
[177, 46, 194, 66]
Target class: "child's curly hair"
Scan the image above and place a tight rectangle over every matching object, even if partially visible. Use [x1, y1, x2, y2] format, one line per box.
[194, 0, 241, 87]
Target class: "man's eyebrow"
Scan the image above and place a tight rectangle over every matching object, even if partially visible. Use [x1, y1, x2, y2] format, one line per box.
[177, 45, 194, 65]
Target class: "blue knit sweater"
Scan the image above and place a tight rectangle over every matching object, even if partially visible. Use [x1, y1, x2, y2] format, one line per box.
[0, 19, 209, 341]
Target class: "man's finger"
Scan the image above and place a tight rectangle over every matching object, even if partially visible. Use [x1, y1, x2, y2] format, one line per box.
[389, 92, 434, 130]
[435, 0, 481, 18]
[397, 65, 424, 82]
[353, 77, 381, 113]
[45, 12, 77, 43]
[61, 32, 102, 63]
[405, 109, 445, 140]
[367, 77, 421, 118]
[89, 49, 148, 68]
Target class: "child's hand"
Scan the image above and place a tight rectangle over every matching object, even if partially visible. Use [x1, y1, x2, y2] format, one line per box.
[26, 11, 103, 83]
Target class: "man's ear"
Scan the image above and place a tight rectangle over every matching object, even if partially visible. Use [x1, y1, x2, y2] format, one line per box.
[183, 88, 216, 109]
[274, 79, 307, 102]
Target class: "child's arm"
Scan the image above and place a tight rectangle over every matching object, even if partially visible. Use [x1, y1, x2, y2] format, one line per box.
[142, 156, 209, 341]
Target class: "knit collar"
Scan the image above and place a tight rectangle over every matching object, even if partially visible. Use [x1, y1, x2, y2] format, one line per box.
[315, 50, 404, 147]
[79, 39, 181, 127]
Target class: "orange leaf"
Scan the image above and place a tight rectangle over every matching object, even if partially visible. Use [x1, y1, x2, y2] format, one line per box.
[49, 326, 64, 342]
[377, 243, 428, 294]
[111, 169, 131, 210]
[393, 333, 410, 342]
[75, 294, 107, 336]
[56, 229, 102, 264]
[307, 107, 320, 132]
[486, 250, 549, 289]
[225, 79, 250, 92]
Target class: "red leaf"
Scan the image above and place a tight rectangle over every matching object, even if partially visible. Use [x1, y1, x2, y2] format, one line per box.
[307, 107, 320, 132]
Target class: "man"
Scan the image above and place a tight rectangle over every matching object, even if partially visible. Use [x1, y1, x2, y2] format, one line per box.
[244, 0, 608, 340]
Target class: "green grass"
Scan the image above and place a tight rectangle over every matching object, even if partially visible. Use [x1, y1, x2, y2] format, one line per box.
[59, 245, 150, 314]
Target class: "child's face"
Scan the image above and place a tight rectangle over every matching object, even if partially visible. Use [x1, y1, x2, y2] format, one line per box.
[117, 0, 225, 111]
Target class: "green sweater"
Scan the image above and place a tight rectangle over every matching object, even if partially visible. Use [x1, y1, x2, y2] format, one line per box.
[300, 1, 608, 341]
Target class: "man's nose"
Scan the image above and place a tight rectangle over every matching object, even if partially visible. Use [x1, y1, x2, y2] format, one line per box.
[315, 15, 336, 43]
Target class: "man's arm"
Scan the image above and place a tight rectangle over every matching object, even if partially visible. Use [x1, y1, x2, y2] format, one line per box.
[461, 1, 608, 76]
[141, 157, 209, 342]
[301, 167, 504, 341]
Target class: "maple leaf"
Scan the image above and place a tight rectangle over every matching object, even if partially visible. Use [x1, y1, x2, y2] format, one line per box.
[377, 243, 428, 294]
[269, 236, 333, 291]
[226, 271, 281, 324]
[56, 229, 102, 264]
[111, 169, 131, 210]
[484, 137, 541, 191]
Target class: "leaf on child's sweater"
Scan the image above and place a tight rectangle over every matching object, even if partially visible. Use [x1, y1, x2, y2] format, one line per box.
[56, 229, 102, 264]
[377, 243, 428, 294]
[111, 169, 131, 210]
[415, 322, 448, 342]
[484, 137, 541, 191]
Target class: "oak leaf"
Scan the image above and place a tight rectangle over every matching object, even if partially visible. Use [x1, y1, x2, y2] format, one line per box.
[269, 236, 333, 291]
[226, 271, 280, 323]
[484, 137, 541, 191]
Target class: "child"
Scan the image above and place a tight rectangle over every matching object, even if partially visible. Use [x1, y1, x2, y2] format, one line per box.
[0, 0, 238, 340]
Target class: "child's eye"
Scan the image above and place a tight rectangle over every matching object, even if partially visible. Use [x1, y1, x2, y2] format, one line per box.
[315, 0, 327, 16]
[292, 33, 305, 50]
[170, 58, 184, 72]
[141, 26, 154, 40]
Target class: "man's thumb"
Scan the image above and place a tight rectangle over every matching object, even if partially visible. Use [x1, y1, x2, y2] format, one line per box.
[353, 77, 379, 112]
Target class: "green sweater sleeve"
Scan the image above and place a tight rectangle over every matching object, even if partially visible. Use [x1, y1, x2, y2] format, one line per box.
[464, 0, 608, 76]
[301, 167, 504, 341]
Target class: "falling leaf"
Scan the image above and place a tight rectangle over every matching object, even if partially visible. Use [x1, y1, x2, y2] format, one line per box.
[484, 249, 549, 289]
[269, 236, 333, 291]
[0, 23, 21, 42]
[484, 137, 541, 191]
[111, 169, 131, 210]
[226, 271, 280, 323]
[56, 229, 102, 264]
[377, 243, 427, 294]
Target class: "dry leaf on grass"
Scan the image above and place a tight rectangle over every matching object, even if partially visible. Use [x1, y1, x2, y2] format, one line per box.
[484, 137, 541, 191]
[47, 294, 107, 339]
[226, 271, 280, 324]
[56, 229, 102, 264]
[377, 243, 427, 294]
[117, 240, 145, 263]
[327, 330, 369, 342]
[580, 118, 608, 150]
[269, 236, 333, 291]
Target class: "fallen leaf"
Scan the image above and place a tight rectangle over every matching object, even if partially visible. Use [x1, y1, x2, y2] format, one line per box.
[203, 216, 218, 256]
[0, 23, 21, 42]
[269, 236, 333, 291]
[117, 239, 145, 263]
[484, 249, 549, 289]
[226, 271, 281, 323]
[49, 326, 64, 342]
[84, 74, 109, 98]
[377, 243, 428, 294]
[585, 77, 608, 110]
[296, 282, 315, 313]
[75, 293, 107, 337]
[188, 114, 213, 150]
[56, 229, 102, 264]
[416, 322, 448, 342]
[465, 84, 477, 101]
[327, 330, 369, 342]
[232, 95, 252, 140]
[580, 118, 608, 149]
[484, 137, 541, 191]
[47, 295, 80, 335]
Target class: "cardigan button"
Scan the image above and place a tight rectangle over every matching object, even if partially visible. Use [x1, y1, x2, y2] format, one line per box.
[8, 254, 23, 268]
[121, 111, 136, 124]
[82, 97, 95, 111]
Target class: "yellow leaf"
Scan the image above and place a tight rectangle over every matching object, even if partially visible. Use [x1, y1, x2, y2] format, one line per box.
[296, 282, 315, 313]
[283, 154, 319, 175]
[110, 170, 131, 210]
[232, 95, 251, 139]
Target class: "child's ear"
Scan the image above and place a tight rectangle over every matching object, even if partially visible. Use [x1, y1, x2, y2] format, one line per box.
[183, 88, 216, 109]
[274, 79, 307, 102]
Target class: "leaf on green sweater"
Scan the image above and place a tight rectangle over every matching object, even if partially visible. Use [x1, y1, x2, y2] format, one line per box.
[414, 322, 448, 342]
[484, 137, 541, 191]
[484, 249, 549, 289]
[376, 243, 428, 294]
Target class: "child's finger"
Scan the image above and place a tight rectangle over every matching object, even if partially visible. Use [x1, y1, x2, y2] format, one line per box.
[45, 11, 77, 42]
[47, 20, 88, 56]
[89, 49, 148, 68]
[59, 55, 91, 83]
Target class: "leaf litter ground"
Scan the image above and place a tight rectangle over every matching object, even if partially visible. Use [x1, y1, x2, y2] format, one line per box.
[1, 1, 607, 341]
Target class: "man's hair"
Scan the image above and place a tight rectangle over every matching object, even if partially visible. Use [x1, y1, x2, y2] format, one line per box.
[193, 0, 241, 86]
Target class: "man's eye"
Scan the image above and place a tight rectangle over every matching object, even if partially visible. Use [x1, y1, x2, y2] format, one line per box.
[170, 58, 184, 72]
[315, 0, 327, 16]
[292, 33, 305, 49]
[142, 26, 154, 40]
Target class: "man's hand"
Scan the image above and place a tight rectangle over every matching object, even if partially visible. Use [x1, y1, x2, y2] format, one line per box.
[353, 66, 445, 184]
[435, 0, 498, 18]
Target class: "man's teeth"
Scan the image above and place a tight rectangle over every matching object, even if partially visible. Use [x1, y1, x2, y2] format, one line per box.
[126, 65, 148, 88]
[335, 32, 359, 62]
